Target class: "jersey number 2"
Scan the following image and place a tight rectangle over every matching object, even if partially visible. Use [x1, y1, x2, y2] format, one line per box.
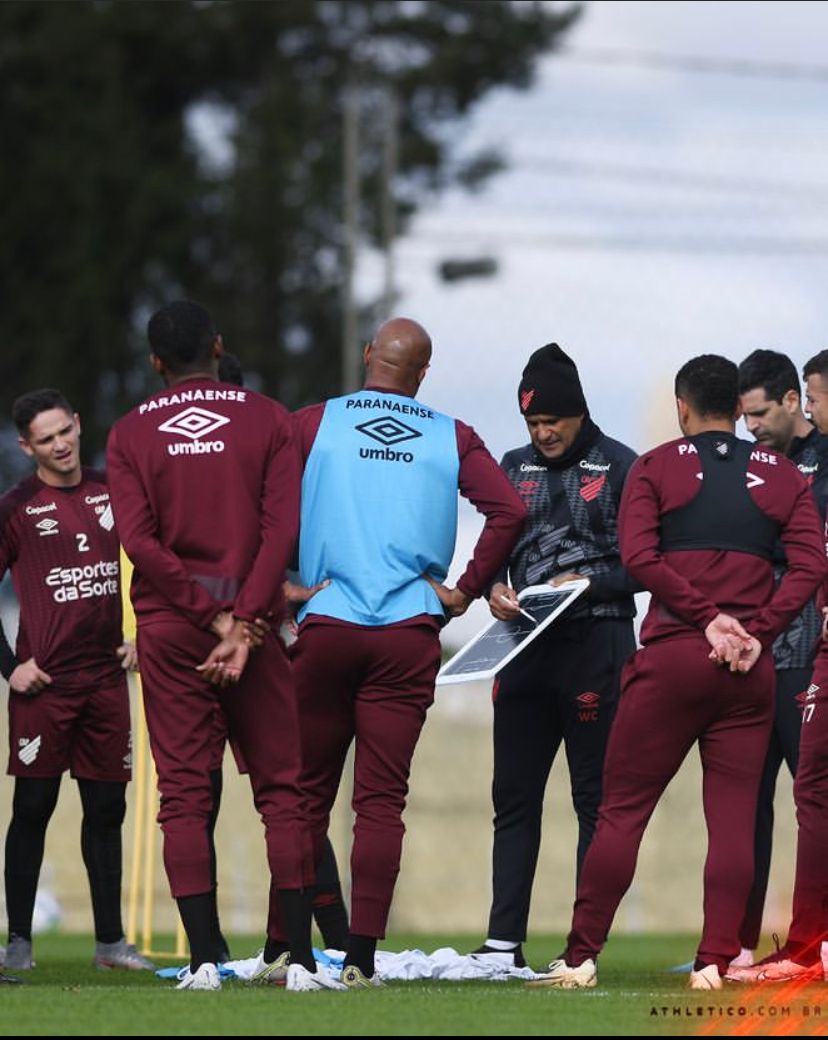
[76, 533, 89, 553]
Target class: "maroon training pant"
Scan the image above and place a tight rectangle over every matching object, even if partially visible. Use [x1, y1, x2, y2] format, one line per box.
[292, 620, 441, 938]
[565, 635, 774, 973]
[138, 620, 312, 898]
[788, 653, 828, 950]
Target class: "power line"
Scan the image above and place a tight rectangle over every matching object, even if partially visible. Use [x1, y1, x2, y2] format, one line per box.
[403, 229, 828, 255]
[559, 46, 828, 82]
[501, 155, 828, 201]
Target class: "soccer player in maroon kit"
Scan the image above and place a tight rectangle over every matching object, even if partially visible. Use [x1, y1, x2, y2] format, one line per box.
[729, 348, 828, 983]
[529, 355, 825, 992]
[0, 389, 151, 975]
[730, 350, 828, 969]
[107, 300, 332, 992]
[289, 317, 527, 986]
[214, 350, 350, 976]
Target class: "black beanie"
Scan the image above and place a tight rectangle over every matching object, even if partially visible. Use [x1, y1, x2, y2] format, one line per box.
[517, 343, 587, 417]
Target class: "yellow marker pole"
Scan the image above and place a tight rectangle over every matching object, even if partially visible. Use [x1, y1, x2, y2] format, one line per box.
[123, 547, 142, 947]
[121, 547, 188, 960]
[125, 676, 146, 946]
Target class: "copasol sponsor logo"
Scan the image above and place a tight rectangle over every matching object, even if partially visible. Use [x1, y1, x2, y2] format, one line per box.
[85, 493, 114, 525]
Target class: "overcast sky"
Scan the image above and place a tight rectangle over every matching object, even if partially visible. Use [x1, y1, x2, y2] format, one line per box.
[388, 0, 828, 641]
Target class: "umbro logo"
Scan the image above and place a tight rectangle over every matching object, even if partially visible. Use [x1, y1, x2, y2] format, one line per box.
[355, 415, 422, 447]
[18, 736, 42, 765]
[576, 691, 599, 722]
[35, 518, 59, 536]
[98, 504, 115, 531]
[158, 407, 230, 440]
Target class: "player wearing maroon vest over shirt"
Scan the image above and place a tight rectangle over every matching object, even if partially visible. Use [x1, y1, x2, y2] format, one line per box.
[528, 355, 825, 992]
[107, 300, 334, 993]
[0, 388, 150, 977]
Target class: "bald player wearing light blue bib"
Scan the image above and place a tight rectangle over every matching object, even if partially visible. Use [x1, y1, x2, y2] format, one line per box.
[291, 317, 526, 987]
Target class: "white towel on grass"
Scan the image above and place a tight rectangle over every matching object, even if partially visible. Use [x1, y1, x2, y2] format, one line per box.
[224, 946, 540, 983]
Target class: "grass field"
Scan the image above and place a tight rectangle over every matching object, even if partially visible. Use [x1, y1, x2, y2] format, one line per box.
[2, 932, 825, 1036]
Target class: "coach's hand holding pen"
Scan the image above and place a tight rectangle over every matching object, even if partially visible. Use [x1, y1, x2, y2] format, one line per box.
[488, 581, 534, 623]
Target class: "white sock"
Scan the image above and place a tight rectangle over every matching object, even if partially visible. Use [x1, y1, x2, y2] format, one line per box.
[484, 938, 519, 951]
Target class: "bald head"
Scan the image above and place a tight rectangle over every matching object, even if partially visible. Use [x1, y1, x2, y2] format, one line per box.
[363, 317, 432, 397]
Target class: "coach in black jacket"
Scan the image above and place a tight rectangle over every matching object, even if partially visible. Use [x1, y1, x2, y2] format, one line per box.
[473, 344, 638, 969]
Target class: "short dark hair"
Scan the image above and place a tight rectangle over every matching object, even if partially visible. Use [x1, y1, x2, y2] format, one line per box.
[803, 349, 828, 381]
[217, 352, 244, 387]
[147, 300, 217, 374]
[738, 349, 799, 402]
[674, 355, 738, 419]
[12, 388, 75, 436]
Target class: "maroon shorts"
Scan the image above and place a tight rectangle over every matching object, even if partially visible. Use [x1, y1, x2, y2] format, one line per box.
[7, 677, 131, 782]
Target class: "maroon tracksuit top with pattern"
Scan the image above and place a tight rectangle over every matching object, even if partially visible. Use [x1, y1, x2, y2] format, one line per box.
[619, 432, 826, 646]
[106, 378, 299, 628]
[0, 468, 123, 691]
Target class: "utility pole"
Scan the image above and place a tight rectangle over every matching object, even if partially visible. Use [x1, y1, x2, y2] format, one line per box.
[341, 88, 361, 394]
[342, 85, 399, 387]
[381, 89, 398, 320]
